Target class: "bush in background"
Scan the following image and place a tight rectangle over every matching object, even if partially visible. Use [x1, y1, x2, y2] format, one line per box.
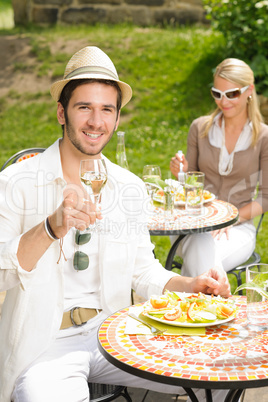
[203, 0, 268, 96]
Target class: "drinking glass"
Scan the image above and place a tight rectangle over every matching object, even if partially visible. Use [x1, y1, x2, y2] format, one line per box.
[142, 165, 161, 206]
[74, 159, 107, 271]
[246, 263, 268, 329]
[80, 158, 108, 230]
[185, 171, 205, 215]
[163, 186, 175, 219]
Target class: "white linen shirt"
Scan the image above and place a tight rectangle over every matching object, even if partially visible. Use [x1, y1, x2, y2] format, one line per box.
[209, 112, 252, 175]
[0, 140, 176, 402]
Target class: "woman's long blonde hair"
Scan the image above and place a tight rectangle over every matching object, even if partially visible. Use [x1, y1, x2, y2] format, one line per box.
[202, 58, 263, 146]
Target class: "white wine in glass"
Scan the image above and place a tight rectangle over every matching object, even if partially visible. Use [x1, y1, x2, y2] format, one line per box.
[142, 165, 161, 205]
[80, 158, 108, 213]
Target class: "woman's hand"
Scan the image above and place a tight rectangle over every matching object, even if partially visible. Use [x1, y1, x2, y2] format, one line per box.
[170, 152, 188, 178]
[211, 227, 230, 240]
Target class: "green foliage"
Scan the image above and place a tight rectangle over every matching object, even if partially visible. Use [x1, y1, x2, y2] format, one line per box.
[0, 0, 11, 11]
[254, 213, 268, 265]
[203, 0, 268, 96]
[0, 0, 13, 29]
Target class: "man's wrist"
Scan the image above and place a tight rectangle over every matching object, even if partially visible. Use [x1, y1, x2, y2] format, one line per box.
[44, 217, 59, 241]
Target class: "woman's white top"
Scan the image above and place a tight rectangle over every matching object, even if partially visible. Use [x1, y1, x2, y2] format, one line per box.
[209, 113, 252, 175]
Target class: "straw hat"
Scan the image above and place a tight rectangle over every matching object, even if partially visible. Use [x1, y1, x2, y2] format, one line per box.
[50, 46, 132, 108]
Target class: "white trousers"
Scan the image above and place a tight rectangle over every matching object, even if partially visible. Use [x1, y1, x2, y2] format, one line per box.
[12, 314, 230, 402]
[170, 222, 256, 277]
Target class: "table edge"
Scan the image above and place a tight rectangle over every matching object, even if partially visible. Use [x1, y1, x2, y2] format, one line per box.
[149, 214, 238, 236]
[98, 336, 268, 390]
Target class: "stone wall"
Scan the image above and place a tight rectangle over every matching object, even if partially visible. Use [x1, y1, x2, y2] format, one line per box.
[12, 0, 206, 26]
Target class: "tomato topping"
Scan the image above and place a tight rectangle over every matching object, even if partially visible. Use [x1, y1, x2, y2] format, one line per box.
[187, 302, 197, 321]
[157, 190, 165, 196]
[163, 307, 182, 321]
[150, 296, 169, 309]
[218, 304, 234, 318]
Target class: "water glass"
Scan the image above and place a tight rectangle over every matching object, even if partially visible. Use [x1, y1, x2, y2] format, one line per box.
[185, 171, 205, 215]
[246, 263, 268, 328]
[164, 186, 174, 217]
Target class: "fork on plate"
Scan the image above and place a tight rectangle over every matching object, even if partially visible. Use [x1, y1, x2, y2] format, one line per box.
[128, 312, 167, 336]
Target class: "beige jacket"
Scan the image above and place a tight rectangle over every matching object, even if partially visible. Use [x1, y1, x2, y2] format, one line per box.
[186, 116, 268, 213]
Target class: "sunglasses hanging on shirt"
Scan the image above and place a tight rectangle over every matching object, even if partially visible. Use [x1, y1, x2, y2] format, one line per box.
[73, 230, 91, 271]
[210, 85, 249, 100]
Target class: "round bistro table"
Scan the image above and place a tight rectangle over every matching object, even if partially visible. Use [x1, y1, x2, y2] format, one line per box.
[98, 296, 268, 402]
[147, 199, 239, 270]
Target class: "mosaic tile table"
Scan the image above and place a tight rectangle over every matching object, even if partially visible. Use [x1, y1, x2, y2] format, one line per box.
[148, 199, 238, 270]
[98, 296, 268, 402]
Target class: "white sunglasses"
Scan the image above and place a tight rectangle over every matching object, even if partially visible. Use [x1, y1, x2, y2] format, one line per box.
[211, 85, 249, 100]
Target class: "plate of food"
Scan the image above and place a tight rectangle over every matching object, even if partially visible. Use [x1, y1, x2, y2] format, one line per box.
[141, 291, 237, 327]
[153, 189, 215, 206]
[152, 189, 164, 203]
[174, 189, 215, 206]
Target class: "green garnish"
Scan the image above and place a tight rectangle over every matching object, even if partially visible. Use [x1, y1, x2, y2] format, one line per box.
[164, 290, 180, 301]
[143, 177, 167, 190]
[234, 279, 268, 299]
[185, 297, 208, 304]
[185, 174, 198, 185]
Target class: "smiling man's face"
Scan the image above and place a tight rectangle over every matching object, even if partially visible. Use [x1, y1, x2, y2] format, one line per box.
[58, 81, 120, 158]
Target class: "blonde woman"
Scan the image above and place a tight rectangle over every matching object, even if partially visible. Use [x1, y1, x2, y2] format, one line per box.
[170, 58, 268, 278]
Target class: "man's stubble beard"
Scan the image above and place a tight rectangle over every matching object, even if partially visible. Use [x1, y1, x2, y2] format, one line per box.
[64, 118, 117, 157]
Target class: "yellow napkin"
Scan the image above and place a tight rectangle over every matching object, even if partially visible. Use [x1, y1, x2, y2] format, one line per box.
[125, 306, 205, 336]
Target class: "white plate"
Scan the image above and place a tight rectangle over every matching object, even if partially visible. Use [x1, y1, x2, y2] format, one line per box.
[154, 192, 216, 206]
[142, 292, 236, 327]
[142, 311, 235, 327]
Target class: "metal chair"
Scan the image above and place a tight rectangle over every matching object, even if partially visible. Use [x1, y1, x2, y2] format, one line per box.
[1, 148, 132, 402]
[227, 213, 264, 294]
[0, 147, 46, 171]
[89, 383, 132, 401]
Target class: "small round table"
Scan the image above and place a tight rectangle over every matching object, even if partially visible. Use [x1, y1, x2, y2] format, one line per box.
[98, 296, 268, 402]
[148, 199, 238, 270]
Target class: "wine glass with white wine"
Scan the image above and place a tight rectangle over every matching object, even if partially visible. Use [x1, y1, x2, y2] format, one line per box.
[80, 158, 108, 231]
[142, 165, 162, 207]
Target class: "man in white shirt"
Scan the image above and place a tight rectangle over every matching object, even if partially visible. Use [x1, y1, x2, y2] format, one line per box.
[0, 46, 230, 402]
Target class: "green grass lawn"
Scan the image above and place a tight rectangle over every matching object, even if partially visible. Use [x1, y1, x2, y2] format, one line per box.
[0, 18, 267, 291]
